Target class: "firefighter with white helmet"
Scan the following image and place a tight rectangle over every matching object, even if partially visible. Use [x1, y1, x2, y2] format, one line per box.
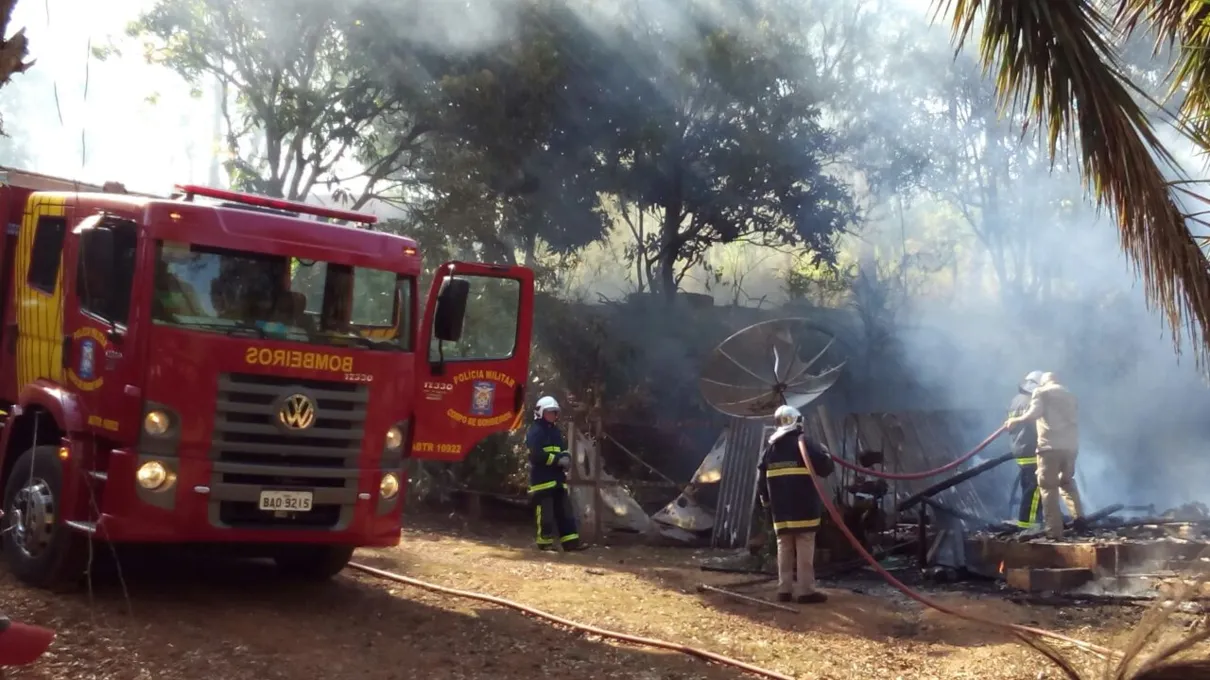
[525, 396, 584, 551]
[757, 403, 834, 603]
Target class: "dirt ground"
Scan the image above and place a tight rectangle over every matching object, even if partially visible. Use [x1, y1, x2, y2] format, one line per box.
[0, 515, 1202, 680]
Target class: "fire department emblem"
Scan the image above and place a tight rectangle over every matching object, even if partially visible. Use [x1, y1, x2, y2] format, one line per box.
[78, 339, 96, 381]
[469, 381, 495, 416]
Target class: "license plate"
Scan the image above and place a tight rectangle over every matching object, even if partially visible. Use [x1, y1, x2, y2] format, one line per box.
[258, 490, 313, 512]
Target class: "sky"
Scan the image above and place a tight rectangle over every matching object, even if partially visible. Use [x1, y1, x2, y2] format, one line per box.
[6, 0, 217, 193]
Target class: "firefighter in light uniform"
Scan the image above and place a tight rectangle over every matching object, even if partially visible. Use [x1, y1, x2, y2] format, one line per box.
[526, 396, 585, 552]
[1004, 372, 1085, 541]
[757, 404, 835, 604]
[1009, 371, 1044, 529]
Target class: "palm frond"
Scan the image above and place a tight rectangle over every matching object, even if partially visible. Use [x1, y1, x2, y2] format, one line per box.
[1012, 631, 1085, 679]
[933, 0, 1210, 366]
[1117, 0, 1210, 127]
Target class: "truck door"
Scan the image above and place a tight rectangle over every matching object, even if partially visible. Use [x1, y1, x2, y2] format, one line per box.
[411, 262, 535, 461]
[60, 215, 143, 440]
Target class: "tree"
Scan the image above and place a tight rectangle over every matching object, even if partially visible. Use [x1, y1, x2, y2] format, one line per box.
[937, 0, 1210, 362]
[351, 0, 615, 270]
[130, 0, 425, 205]
[597, 7, 859, 300]
[0, 0, 32, 134]
[889, 39, 1084, 307]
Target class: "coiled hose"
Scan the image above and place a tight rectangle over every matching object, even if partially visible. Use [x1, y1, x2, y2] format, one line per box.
[799, 435, 1117, 659]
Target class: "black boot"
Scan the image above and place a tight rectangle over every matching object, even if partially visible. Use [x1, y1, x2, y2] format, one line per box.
[561, 539, 588, 552]
[537, 543, 557, 551]
[796, 592, 828, 604]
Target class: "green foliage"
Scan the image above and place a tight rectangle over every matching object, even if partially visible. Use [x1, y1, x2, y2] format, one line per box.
[130, 0, 424, 203]
[594, 12, 859, 297]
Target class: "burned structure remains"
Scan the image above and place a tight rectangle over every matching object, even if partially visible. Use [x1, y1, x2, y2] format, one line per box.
[531, 294, 1208, 603]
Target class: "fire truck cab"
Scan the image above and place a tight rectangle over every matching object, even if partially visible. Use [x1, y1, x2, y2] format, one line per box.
[0, 168, 535, 588]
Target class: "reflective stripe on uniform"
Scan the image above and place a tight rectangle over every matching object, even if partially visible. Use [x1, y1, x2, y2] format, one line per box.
[560, 533, 580, 543]
[543, 445, 561, 466]
[1016, 456, 1038, 466]
[535, 505, 553, 544]
[529, 480, 557, 493]
[773, 518, 821, 531]
[1024, 488, 1041, 525]
[766, 466, 811, 478]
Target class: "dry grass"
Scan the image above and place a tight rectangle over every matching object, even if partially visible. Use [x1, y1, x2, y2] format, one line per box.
[0, 516, 1203, 679]
[357, 517, 1196, 679]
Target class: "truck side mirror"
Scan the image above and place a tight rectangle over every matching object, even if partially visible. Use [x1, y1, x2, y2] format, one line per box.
[433, 277, 469, 342]
[82, 228, 115, 287]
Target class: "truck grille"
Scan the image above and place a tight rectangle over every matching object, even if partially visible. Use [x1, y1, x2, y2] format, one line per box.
[209, 372, 369, 530]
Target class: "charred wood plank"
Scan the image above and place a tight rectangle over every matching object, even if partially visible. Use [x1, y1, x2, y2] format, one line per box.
[896, 451, 1017, 513]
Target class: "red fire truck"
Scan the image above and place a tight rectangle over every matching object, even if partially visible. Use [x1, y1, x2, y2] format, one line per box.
[0, 167, 535, 588]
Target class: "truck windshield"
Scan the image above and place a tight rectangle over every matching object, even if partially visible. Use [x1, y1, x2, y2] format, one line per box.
[151, 241, 412, 351]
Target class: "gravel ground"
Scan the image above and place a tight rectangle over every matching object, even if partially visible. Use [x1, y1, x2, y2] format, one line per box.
[0, 515, 1203, 679]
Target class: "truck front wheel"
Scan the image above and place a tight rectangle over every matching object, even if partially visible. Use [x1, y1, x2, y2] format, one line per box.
[2, 446, 89, 591]
[272, 545, 355, 581]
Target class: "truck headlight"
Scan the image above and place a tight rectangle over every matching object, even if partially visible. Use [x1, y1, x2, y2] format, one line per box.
[385, 425, 403, 451]
[136, 461, 169, 490]
[380, 472, 400, 500]
[144, 410, 171, 437]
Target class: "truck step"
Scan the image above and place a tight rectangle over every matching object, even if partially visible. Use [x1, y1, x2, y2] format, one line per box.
[64, 520, 96, 534]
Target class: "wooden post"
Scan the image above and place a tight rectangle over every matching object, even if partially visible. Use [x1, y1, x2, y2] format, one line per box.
[590, 416, 605, 543]
[567, 419, 584, 525]
[815, 405, 842, 501]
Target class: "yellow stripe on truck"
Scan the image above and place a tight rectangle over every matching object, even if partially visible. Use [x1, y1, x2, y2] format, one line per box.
[15, 194, 68, 391]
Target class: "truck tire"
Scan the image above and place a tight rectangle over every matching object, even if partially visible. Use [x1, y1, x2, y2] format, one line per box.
[272, 545, 355, 581]
[2, 446, 89, 591]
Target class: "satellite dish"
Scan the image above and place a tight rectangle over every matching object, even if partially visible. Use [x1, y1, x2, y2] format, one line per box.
[699, 318, 846, 419]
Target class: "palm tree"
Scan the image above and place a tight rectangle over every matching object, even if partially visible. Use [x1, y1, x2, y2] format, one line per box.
[934, 0, 1210, 364]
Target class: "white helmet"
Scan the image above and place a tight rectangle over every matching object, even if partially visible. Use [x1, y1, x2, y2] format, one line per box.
[1019, 370, 1044, 395]
[769, 404, 803, 443]
[534, 396, 560, 420]
[773, 404, 802, 428]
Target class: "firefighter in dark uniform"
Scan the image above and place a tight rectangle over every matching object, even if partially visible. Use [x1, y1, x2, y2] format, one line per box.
[1010, 371, 1044, 529]
[757, 404, 835, 604]
[526, 396, 585, 552]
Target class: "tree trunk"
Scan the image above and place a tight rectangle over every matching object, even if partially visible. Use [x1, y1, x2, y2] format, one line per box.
[656, 203, 683, 303]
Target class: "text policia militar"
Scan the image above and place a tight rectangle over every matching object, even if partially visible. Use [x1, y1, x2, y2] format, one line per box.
[445, 368, 517, 427]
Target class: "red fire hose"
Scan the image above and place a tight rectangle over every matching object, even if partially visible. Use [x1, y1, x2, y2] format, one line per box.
[829, 425, 1007, 480]
[798, 435, 1116, 659]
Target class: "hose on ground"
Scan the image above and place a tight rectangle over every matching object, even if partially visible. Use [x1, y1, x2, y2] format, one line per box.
[798, 445, 1116, 660]
[828, 425, 1007, 480]
[348, 562, 795, 680]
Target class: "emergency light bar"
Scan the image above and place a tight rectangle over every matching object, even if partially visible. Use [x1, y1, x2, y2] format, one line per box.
[173, 184, 379, 226]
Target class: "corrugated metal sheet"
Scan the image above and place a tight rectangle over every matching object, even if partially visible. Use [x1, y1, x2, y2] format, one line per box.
[838, 411, 1005, 522]
[711, 419, 766, 548]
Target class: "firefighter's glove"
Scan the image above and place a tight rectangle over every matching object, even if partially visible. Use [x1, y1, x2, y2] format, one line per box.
[557, 454, 572, 470]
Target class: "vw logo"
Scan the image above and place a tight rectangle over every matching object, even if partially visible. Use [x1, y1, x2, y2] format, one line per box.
[277, 393, 316, 431]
